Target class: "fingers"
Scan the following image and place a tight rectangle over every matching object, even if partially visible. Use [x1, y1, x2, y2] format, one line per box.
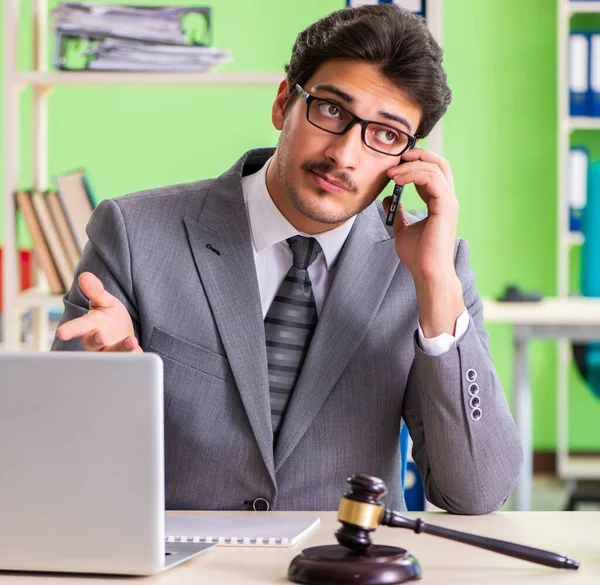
[81, 328, 115, 351]
[56, 312, 100, 342]
[389, 161, 445, 193]
[58, 317, 140, 352]
[78, 272, 115, 310]
[399, 148, 454, 189]
[103, 336, 142, 353]
[80, 330, 141, 352]
[381, 196, 409, 230]
[389, 160, 444, 184]
[388, 162, 458, 215]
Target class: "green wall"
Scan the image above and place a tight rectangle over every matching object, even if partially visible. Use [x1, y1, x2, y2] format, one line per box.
[1, 0, 599, 450]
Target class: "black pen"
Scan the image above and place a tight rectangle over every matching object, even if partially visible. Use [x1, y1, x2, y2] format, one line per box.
[385, 183, 404, 227]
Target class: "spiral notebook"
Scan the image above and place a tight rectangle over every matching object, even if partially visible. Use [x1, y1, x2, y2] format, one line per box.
[165, 514, 320, 547]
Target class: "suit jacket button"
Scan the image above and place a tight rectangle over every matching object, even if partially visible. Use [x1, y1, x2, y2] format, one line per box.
[471, 408, 482, 421]
[466, 368, 477, 382]
[252, 498, 270, 511]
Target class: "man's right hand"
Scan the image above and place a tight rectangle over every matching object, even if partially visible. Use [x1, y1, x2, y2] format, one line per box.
[56, 272, 142, 352]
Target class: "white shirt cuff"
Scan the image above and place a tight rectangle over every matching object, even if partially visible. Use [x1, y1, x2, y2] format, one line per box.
[417, 308, 470, 357]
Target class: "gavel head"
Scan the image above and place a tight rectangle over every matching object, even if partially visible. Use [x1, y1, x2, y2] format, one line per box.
[335, 473, 388, 553]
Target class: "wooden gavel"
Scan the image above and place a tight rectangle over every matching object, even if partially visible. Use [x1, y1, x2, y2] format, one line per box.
[288, 473, 579, 585]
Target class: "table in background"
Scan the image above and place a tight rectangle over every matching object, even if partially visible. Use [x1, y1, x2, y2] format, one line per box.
[483, 296, 600, 511]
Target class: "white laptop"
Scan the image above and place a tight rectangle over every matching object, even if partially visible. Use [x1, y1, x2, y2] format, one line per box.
[0, 351, 214, 575]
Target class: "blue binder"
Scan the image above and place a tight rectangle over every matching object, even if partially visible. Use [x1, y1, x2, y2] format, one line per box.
[590, 33, 600, 116]
[346, 0, 426, 17]
[570, 33, 589, 116]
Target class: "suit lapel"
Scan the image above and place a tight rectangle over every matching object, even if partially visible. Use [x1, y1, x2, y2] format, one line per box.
[274, 205, 401, 472]
[184, 149, 276, 486]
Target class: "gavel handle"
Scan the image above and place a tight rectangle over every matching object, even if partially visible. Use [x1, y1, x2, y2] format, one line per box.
[382, 510, 579, 570]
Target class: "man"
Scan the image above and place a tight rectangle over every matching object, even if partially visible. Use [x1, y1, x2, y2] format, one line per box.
[52, 4, 523, 513]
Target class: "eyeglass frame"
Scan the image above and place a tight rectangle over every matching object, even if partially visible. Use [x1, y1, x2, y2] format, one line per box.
[294, 84, 417, 157]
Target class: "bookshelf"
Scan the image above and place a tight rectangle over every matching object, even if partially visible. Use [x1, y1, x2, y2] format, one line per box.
[556, 0, 600, 481]
[2, 0, 443, 351]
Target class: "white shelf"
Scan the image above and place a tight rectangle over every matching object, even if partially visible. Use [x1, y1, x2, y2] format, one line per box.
[568, 116, 600, 130]
[16, 291, 64, 309]
[568, 232, 584, 245]
[15, 71, 284, 87]
[568, 1, 600, 14]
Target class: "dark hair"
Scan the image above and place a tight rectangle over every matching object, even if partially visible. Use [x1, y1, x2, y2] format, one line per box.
[284, 4, 451, 138]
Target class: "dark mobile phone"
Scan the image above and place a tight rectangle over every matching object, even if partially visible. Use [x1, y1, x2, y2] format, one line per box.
[385, 183, 404, 227]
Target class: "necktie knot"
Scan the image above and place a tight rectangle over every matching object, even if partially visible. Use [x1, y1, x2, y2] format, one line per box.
[286, 236, 321, 270]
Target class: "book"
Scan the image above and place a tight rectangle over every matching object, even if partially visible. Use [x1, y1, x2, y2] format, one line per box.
[164, 514, 320, 548]
[45, 190, 82, 270]
[53, 169, 96, 252]
[30, 190, 74, 291]
[15, 192, 64, 295]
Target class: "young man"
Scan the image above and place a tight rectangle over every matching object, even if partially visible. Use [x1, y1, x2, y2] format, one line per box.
[52, 5, 522, 513]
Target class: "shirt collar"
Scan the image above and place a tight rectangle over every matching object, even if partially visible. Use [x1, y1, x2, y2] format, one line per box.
[241, 156, 355, 270]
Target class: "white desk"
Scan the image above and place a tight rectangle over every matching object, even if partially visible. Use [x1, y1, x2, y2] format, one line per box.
[0, 511, 597, 584]
[483, 296, 600, 511]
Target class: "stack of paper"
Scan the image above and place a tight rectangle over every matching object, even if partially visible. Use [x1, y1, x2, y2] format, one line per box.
[50, 2, 231, 72]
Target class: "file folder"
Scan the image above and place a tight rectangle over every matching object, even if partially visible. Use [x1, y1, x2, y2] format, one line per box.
[569, 33, 589, 116]
[569, 147, 588, 233]
[346, 1, 426, 17]
[590, 33, 600, 116]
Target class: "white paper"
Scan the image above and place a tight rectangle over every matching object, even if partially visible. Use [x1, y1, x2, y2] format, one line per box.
[52, 3, 210, 45]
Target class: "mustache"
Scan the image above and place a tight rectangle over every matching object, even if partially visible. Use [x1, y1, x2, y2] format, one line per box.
[301, 161, 357, 193]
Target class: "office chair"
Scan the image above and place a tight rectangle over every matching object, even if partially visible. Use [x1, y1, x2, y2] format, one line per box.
[400, 421, 425, 510]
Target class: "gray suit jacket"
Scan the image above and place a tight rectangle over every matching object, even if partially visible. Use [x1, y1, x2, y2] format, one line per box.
[52, 148, 522, 513]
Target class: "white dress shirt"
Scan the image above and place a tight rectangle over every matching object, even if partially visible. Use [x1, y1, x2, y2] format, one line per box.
[241, 158, 468, 356]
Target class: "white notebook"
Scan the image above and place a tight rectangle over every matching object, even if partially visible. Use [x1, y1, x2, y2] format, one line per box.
[165, 514, 320, 547]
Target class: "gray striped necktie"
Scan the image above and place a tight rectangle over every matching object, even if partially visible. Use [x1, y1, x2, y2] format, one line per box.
[265, 236, 322, 437]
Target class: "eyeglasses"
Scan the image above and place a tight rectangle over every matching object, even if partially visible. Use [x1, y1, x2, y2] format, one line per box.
[295, 84, 416, 157]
